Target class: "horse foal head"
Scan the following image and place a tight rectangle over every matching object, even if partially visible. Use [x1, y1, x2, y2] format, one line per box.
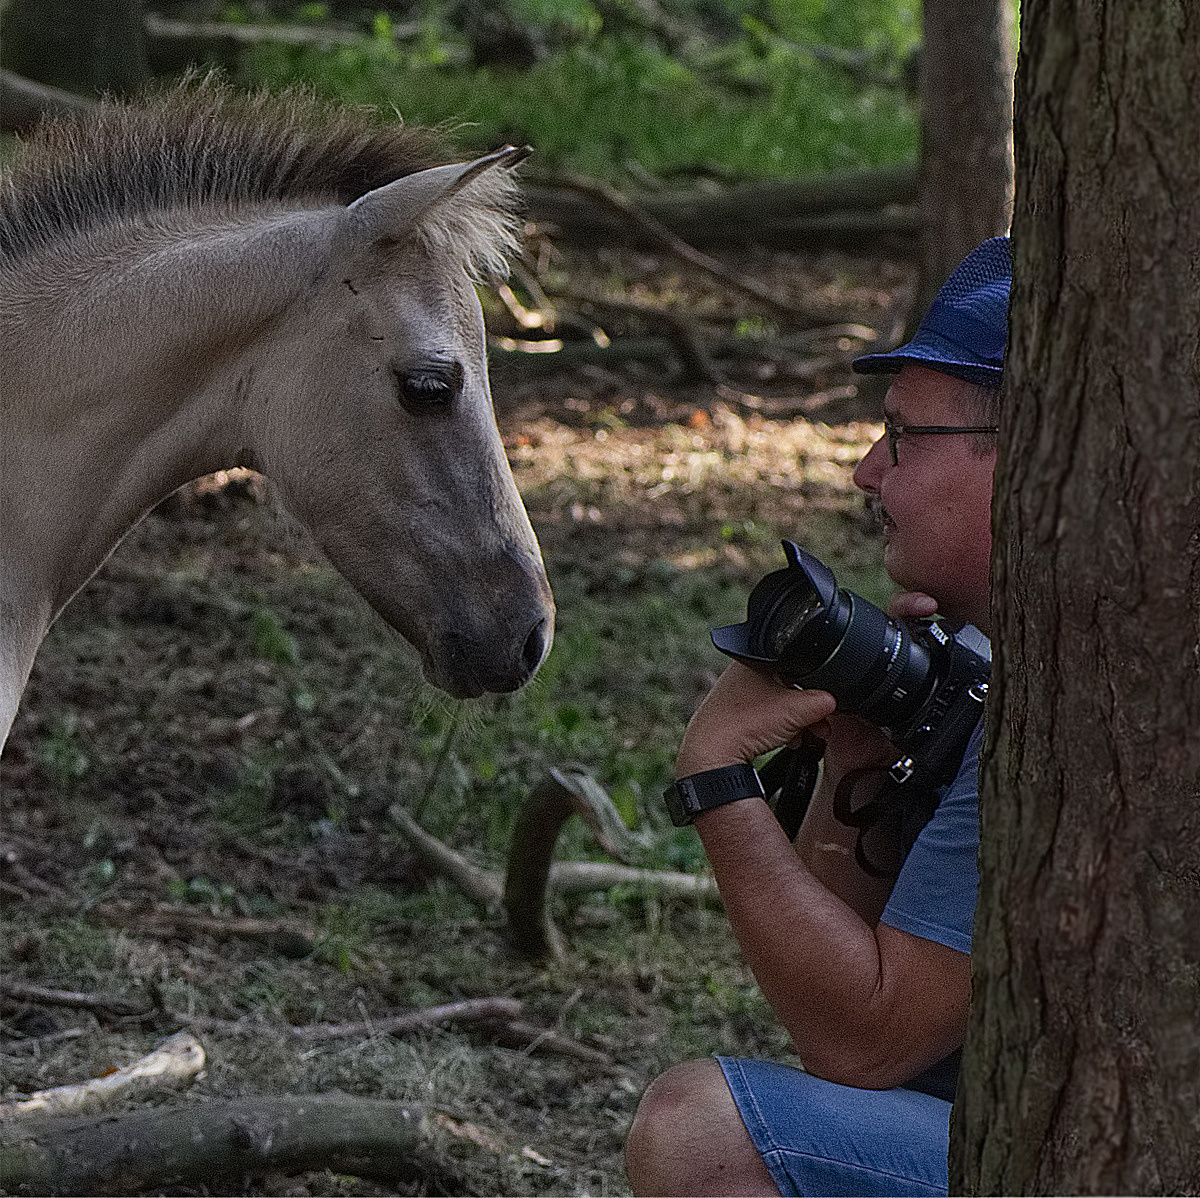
[0, 82, 554, 717]
[249, 150, 555, 697]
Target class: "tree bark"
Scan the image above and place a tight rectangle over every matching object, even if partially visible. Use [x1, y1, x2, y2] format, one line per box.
[951, 2, 1200, 1193]
[914, 0, 1015, 315]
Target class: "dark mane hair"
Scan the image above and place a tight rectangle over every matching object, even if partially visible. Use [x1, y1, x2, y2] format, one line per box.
[0, 75, 456, 265]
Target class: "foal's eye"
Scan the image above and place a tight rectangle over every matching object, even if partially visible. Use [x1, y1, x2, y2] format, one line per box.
[395, 361, 464, 412]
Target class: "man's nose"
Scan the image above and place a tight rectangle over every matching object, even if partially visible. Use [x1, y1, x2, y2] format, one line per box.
[853, 433, 888, 493]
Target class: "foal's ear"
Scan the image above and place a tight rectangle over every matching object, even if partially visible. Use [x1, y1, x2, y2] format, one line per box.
[341, 145, 530, 249]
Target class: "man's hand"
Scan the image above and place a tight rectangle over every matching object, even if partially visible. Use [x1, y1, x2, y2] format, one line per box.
[675, 663, 835, 778]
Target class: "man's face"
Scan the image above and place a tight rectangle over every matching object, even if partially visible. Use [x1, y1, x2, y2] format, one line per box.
[852, 363, 997, 630]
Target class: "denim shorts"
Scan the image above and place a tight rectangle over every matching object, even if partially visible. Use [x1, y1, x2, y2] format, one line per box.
[716, 1056, 951, 1197]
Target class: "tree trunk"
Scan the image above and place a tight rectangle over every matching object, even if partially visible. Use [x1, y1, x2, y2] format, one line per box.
[951, 2, 1200, 1193]
[915, 0, 1015, 313]
[0, 0, 147, 96]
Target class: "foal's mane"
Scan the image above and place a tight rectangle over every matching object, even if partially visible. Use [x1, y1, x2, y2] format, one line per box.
[0, 77, 521, 276]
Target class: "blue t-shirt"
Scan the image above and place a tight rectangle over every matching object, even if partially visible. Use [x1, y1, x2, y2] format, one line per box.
[878, 627, 988, 955]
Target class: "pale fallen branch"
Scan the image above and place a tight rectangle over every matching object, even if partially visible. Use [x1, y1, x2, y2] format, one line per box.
[0, 1030, 205, 1118]
[144, 12, 422, 48]
[0, 1095, 429, 1195]
[386, 805, 503, 912]
[550, 859, 718, 899]
[387, 771, 721, 963]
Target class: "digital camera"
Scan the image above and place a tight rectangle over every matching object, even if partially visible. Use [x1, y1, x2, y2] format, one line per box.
[710, 541, 990, 868]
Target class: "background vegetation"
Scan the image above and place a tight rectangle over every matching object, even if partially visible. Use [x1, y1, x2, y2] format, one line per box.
[2, 4, 916, 1192]
[184, 0, 921, 176]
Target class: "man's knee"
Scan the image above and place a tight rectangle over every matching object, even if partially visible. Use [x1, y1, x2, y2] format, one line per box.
[626, 1058, 778, 1197]
[628, 1058, 722, 1150]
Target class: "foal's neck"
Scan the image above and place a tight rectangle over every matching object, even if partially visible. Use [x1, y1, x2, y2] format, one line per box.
[1, 206, 333, 638]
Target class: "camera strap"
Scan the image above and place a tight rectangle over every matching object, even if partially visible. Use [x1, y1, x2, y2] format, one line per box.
[758, 731, 826, 841]
[832, 684, 987, 877]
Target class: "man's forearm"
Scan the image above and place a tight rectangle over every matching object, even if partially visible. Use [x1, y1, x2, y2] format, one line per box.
[700, 797, 960, 1089]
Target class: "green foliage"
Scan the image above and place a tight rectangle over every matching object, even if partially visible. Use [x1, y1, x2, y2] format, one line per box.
[236, 2, 919, 178]
[250, 605, 300, 665]
[37, 713, 90, 792]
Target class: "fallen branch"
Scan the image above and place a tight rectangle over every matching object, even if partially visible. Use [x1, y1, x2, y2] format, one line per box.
[482, 1017, 617, 1069]
[549, 860, 718, 900]
[524, 164, 919, 250]
[288, 996, 523, 1043]
[552, 174, 830, 324]
[386, 805, 503, 912]
[144, 12, 422, 48]
[489, 323, 879, 379]
[90, 902, 315, 958]
[0, 1095, 428, 1195]
[0, 1031, 205, 1119]
[0, 979, 151, 1020]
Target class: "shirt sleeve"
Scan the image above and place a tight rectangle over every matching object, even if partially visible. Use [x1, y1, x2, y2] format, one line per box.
[878, 720, 983, 955]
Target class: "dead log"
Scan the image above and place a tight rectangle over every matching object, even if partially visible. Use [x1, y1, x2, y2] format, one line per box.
[0, 69, 94, 134]
[0, 1095, 428, 1195]
[524, 164, 919, 249]
[143, 12, 422, 48]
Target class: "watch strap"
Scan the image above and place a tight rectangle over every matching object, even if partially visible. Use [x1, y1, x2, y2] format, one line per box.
[664, 764, 765, 827]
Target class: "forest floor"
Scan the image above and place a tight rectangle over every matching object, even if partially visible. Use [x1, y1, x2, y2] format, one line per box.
[0, 244, 911, 1196]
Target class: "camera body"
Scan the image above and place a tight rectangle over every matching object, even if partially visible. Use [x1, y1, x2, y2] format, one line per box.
[711, 541, 989, 867]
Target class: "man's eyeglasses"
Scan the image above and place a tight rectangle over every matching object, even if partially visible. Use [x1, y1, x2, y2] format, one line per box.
[883, 417, 999, 465]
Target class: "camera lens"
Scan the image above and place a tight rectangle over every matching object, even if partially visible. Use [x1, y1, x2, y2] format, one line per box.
[713, 542, 941, 740]
[751, 576, 828, 660]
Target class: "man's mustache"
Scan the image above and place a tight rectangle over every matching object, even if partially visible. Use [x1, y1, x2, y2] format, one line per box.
[861, 494, 887, 530]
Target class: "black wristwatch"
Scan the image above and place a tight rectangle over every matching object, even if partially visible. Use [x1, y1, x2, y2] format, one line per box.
[663, 764, 765, 827]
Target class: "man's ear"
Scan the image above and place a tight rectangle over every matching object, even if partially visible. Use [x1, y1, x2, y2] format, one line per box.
[340, 145, 530, 250]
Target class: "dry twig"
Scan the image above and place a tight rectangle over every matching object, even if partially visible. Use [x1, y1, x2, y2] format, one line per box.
[90, 902, 315, 958]
[0, 979, 152, 1020]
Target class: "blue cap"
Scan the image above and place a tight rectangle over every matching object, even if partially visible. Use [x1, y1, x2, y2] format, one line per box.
[853, 236, 1011, 387]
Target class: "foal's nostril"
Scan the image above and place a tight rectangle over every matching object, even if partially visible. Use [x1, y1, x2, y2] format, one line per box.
[520, 617, 550, 677]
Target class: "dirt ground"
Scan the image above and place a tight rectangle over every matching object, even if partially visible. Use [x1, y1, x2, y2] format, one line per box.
[0, 246, 910, 1196]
